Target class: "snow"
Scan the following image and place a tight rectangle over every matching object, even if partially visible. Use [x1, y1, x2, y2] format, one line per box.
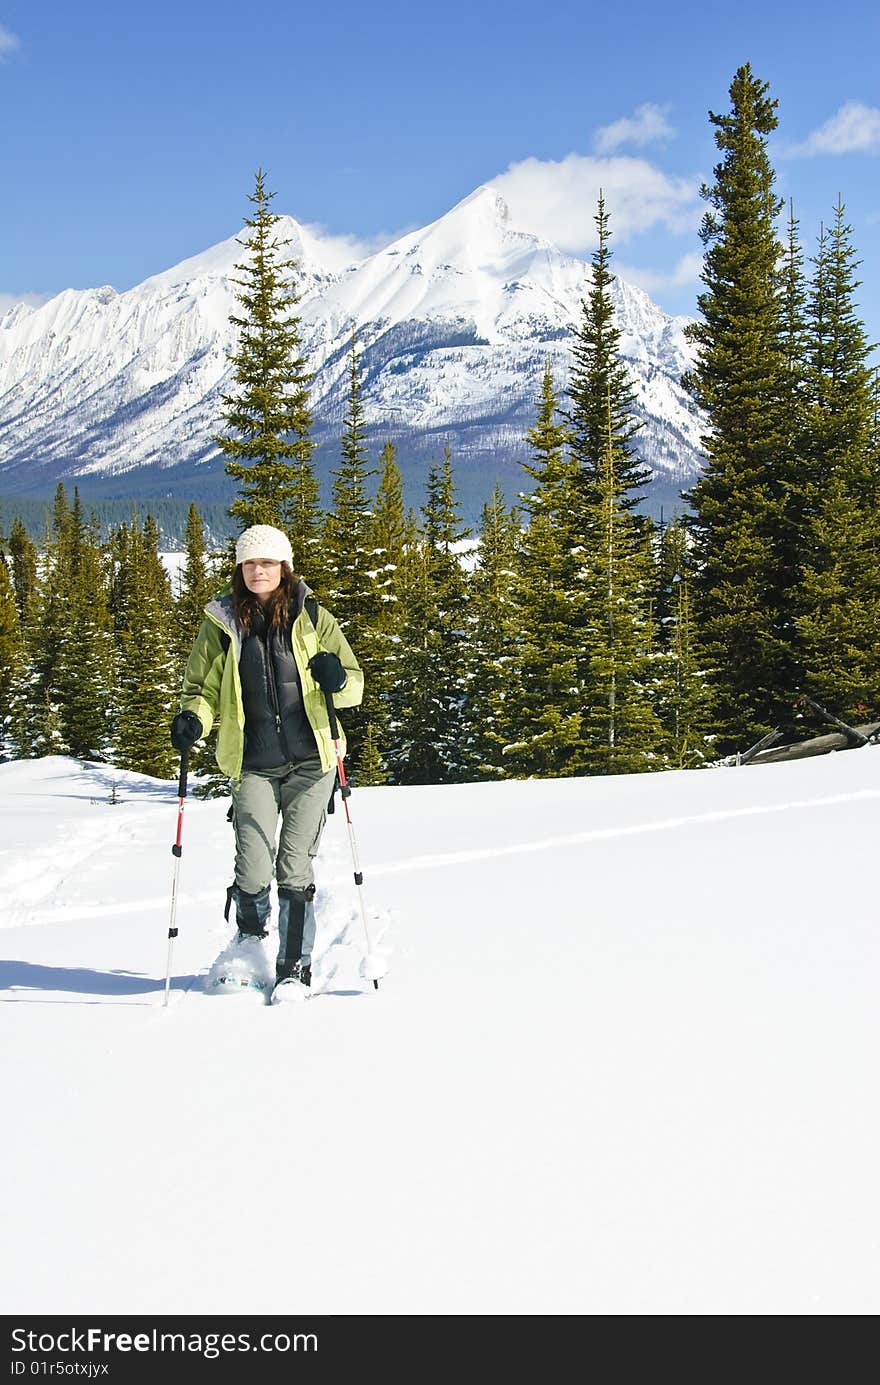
[1, 747, 878, 1315]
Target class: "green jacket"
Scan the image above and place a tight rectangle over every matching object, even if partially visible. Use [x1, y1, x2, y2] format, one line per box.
[179, 585, 364, 783]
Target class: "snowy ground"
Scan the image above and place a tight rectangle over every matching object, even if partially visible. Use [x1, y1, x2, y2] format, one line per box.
[1, 748, 878, 1315]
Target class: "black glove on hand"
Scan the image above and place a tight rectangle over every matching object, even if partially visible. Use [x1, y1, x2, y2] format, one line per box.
[170, 710, 203, 752]
[308, 651, 347, 694]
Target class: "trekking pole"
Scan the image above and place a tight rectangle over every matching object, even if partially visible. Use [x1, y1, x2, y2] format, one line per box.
[324, 692, 386, 990]
[163, 750, 189, 1006]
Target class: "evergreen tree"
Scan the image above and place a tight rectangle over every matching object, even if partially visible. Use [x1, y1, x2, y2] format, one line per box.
[112, 516, 178, 778]
[371, 441, 408, 628]
[461, 485, 521, 779]
[0, 550, 22, 758]
[174, 503, 226, 793]
[564, 191, 649, 518]
[324, 333, 378, 629]
[9, 486, 74, 758]
[386, 448, 470, 784]
[363, 440, 411, 777]
[52, 493, 116, 760]
[683, 64, 796, 752]
[807, 198, 877, 478]
[797, 466, 880, 720]
[653, 519, 713, 767]
[7, 517, 38, 625]
[323, 332, 380, 772]
[798, 198, 880, 717]
[581, 393, 665, 773]
[214, 169, 321, 558]
[495, 364, 586, 778]
[356, 723, 389, 787]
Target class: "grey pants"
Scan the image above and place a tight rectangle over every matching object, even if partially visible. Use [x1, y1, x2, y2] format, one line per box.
[231, 758, 336, 895]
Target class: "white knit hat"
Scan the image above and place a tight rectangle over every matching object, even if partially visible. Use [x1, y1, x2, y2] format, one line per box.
[234, 524, 294, 568]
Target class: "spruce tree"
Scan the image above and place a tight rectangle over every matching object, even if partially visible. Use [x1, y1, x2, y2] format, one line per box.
[560, 195, 658, 776]
[565, 191, 649, 517]
[0, 550, 22, 758]
[113, 516, 178, 778]
[496, 364, 586, 778]
[214, 169, 321, 558]
[386, 448, 470, 784]
[371, 441, 408, 626]
[324, 333, 378, 630]
[653, 519, 713, 767]
[798, 198, 880, 717]
[581, 393, 665, 774]
[52, 493, 116, 761]
[461, 485, 521, 779]
[323, 333, 380, 773]
[7, 517, 38, 625]
[174, 503, 226, 792]
[683, 64, 796, 752]
[10, 486, 74, 758]
[363, 440, 411, 777]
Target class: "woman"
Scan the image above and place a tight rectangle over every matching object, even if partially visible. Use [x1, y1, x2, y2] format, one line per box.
[171, 524, 363, 999]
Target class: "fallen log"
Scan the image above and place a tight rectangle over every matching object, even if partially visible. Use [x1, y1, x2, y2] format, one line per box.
[744, 721, 880, 765]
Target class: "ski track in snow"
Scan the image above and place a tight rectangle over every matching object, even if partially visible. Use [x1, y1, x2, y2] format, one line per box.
[0, 814, 140, 927]
[8, 786, 878, 926]
[367, 787, 880, 875]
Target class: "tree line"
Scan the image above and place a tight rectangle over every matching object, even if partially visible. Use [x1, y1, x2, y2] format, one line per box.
[1, 62, 877, 785]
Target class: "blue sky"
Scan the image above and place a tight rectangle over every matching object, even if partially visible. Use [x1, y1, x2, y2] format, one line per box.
[2, 0, 879, 345]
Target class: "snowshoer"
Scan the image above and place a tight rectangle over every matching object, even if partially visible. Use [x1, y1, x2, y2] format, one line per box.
[170, 524, 363, 1000]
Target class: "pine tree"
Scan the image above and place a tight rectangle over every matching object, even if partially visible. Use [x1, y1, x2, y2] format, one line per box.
[323, 332, 380, 772]
[363, 440, 411, 777]
[581, 392, 665, 773]
[564, 191, 649, 518]
[798, 198, 880, 718]
[356, 723, 388, 787]
[462, 485, 521, 779]
[0, 549, 22, 758]
[558, 195, 658, 777]
[371, 441, 408, 629]
[52, 493, 116, 760]
[214, 169, 321, 557]
[386, 448, 470, 784]
[7, 517, 38, 625]
[496, 364, 586, 778]
[683, 64, 796, 752]
[9, 486, 74, 758]
[174, 503, 226, 793]
[324, 333, 378, 629]
[653, 519, 713, 767]
[112, 516, 178, 778]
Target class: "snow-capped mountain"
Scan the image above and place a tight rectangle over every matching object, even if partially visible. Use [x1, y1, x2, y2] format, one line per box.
[0, 185, 704, 516]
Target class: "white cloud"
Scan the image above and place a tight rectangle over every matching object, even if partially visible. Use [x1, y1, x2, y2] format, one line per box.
[788, 102, 880, 156]
[594, 103, 675, 154]
[0, 24, 20, 59]
[615, 252, 704, 296]
[0, 291, 47, 316]
[489, 152, 700, 251]
[299, 221, 407, 270]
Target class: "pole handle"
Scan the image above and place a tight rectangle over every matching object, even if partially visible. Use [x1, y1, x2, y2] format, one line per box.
[324, 690, 340, 741]
[177, 748, 190, 799]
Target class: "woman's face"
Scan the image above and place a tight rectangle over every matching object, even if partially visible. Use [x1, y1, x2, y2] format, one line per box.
[241, 558, 283, 601]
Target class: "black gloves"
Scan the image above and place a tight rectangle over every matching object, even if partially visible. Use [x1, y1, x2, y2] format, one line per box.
[170, 709, 203, 752]
[308, 651, 347, 694]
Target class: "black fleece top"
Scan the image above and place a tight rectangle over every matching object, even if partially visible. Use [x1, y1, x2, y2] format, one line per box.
[238, 604, 319, 769]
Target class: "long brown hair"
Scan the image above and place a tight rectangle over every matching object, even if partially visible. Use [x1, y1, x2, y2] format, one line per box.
[232, 562, 300, 633]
